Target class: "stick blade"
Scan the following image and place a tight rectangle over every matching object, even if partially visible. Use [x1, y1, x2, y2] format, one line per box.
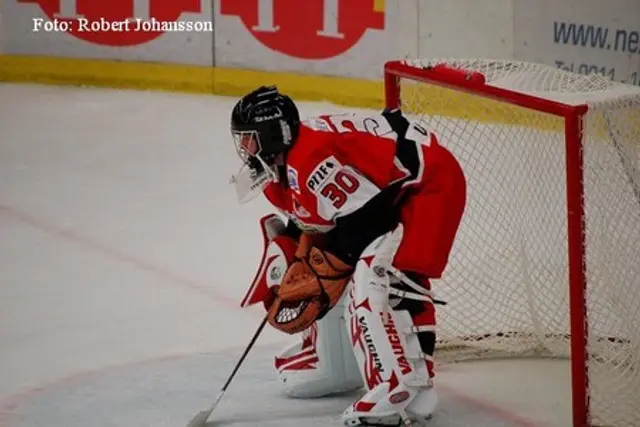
[185, 410, 211, 427]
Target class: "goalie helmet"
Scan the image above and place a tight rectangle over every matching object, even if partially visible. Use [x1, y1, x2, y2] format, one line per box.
[230, 86, 300, 202]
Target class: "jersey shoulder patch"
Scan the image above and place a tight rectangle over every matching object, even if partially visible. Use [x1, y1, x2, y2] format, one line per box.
[286, 165, 300, 193]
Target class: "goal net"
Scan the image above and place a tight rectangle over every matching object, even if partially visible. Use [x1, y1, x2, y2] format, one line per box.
[384, 59, 640, 427]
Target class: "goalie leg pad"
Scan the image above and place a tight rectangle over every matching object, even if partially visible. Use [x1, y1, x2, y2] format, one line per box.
[341, 233, 438, 426]
[274, 290, 363, 398]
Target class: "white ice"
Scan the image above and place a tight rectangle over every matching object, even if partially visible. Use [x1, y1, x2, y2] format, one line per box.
[0, 84, 571, 427]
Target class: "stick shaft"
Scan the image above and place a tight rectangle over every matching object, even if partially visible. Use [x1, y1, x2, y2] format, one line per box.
[221, 315, 268, 392]
[188, 315, 269, 427]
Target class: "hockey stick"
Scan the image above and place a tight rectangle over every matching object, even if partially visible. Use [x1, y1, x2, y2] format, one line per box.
[186, 315, 268, 427]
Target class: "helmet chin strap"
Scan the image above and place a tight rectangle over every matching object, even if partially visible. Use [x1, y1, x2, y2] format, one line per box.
[277, 165, 288, 188]
[261, 152, 287, 187]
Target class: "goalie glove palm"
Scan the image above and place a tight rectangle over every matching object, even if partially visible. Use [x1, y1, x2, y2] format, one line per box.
[267, 246, 353, 335]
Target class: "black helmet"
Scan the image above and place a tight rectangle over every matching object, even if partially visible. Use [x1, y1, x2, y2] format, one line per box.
[230, 86, 300, 171]
[230, 86, 300, 202]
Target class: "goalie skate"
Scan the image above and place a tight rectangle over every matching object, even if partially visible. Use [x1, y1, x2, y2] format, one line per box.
[345, 414, 432, 427]
[342, 378, 437, 427]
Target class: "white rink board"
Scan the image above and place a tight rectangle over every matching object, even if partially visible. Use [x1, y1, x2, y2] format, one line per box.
[413, 0, 515, 60]
[0, 0, 637, 84]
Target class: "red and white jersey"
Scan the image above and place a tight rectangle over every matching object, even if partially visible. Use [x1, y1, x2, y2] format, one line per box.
[263, 113, 428, 233]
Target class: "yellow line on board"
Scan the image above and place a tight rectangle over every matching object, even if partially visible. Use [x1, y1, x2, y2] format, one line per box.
[0, 54, 215, 93]
[0, 54, 385, 109]
[213, 67, 384, 109]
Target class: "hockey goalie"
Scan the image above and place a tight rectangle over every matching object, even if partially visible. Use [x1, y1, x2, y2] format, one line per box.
[232, 86, 467, 426]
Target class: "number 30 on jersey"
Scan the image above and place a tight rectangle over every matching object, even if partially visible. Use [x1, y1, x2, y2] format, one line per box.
[320, 170, 361, 208]
[307, 156, 363, 209]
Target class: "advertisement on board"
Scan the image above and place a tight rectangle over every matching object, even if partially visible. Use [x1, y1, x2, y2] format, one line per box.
[1, 0, 639, 87]
[214, 0, 400, 79]
[2, 0, 214, 65]
[515, 0, 640, 86]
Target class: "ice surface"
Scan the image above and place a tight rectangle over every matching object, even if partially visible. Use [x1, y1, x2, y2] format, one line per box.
[0, 84, 571, 427]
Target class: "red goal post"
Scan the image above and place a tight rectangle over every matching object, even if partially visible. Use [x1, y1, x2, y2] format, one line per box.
[384, 59, 640, 427]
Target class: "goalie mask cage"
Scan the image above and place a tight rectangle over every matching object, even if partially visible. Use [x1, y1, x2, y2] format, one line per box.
[384, 59, 640, 427]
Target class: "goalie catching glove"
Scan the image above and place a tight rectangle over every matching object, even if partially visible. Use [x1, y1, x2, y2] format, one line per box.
[239, 215, 353, 335]
[267, 233, 353, 335]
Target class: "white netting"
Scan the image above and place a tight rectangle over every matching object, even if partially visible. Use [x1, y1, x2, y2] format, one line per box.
[393, 58, 640, 427]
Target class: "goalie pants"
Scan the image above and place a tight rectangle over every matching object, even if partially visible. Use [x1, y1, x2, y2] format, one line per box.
[393, 141, 467, 280]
